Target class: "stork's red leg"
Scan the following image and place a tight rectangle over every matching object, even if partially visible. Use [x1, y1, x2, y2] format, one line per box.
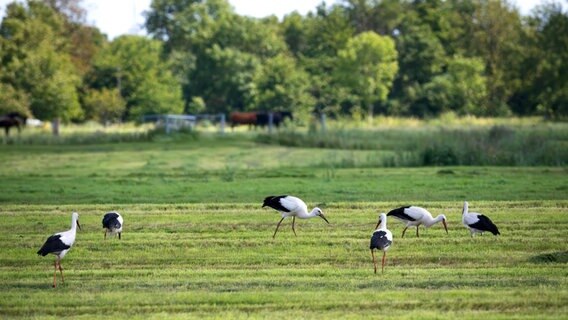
[58, 261, 64, 284]
[273, 217, 285, 238]
[291, 216, 297, 236]
[104, 230, 107, 240]
[52, 260, 57, 288]
[371, 249, 377, 274]
[119, 232, 121, 240]
[416, 226, 420, 238]
[382, 251, 387, 274]
[401, 227, 408, 238]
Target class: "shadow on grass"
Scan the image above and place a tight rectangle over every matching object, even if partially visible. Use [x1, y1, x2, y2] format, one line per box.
[529, 251, 568, 264]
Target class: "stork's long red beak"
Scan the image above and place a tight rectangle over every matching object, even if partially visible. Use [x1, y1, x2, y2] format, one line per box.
[319, 213, 330, 224]
[442, 219, 448, 234]
[77, 220, 82, 231]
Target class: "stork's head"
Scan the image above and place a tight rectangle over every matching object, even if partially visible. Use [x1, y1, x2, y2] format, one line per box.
[72, 212, 82, 231]
[313, 207, 329, 224]
[440, 214, 448, 234]
[262, 196, 275, 207]
[375, 213, 387, 229]
[462, 201, 469, 215]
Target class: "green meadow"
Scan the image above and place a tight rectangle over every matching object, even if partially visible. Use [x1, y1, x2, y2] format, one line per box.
[0, 125, 567, 319]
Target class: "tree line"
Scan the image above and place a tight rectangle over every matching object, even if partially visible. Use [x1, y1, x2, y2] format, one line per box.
[0, 0, 566, 128]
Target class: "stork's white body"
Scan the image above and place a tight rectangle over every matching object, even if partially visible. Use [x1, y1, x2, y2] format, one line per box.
[102, 211, 124, 240]
[462, 201, 500, 236]
[387, 206, 448, 237]
[262, 195, 329, 238]
[37, 212, 80, 287]
[370, 213, 393, 274]
[276, 196, 314, 218]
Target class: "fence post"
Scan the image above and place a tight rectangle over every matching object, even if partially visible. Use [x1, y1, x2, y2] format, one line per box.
[165, 115, 171, 134]
[320, 113, 327, 133]
[268, 112, 274, 134]
[219, 114, 225, 134]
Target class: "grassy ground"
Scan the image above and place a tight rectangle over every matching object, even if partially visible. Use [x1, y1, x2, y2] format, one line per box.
[0, 123, 566, 318]
[0, 134, 566, 204]
[0, 201, 566, 319]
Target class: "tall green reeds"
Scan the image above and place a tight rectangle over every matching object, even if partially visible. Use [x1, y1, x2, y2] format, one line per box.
[256, 124, 568, 166]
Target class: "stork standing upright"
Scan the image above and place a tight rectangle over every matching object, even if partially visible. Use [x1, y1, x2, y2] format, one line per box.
[370, 213, 393, 274]
[102, 211, 123, 240]
[387, 205, 448, 238]
[462, 201, 500, 236]
[37, 212, 81, 288]
[262, 195, 329, 238]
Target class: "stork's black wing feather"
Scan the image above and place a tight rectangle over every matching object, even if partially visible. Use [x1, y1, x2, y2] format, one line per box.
[370, 231, 392, 250]
[386, 206, 415, 221]
[262, 195, 291, 212]
[102, 212, 120, 228]
[37, 234, 70, 256]
[470, 214, 500, 235]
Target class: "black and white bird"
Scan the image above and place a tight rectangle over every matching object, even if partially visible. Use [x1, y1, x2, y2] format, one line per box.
[37, 212, 81, 288]
[387, 205, 448, 238]
[102, 211, 123, 240]
[462, 201, 500, 236]
[262, 195, 329, 238]
[370, 213, 393, 274]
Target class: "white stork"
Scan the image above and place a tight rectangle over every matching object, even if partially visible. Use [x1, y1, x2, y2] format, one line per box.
[387, 206, 448, 238]
[37, 212, 81, 288]
[262, 195, 329, 238]
[102, 211, 123, 240]
[462, 201, 500, 236]
[370, 213, 393, 274]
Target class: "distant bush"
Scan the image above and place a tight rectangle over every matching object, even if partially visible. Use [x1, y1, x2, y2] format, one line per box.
[2, 124, 199, 145]
[257, 124, 568, 167]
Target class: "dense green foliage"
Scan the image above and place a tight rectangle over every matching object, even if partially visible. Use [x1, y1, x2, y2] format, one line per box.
[1, 0, 567, 125]
[0, 201, 566, 318]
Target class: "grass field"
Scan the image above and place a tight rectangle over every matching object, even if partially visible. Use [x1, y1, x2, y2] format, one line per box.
[0, 134, 566, 204]
[0, 201, 567, 319]
[0, 124, 567, 319]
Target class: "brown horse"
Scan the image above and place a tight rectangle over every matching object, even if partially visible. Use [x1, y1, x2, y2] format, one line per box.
[230, 111, 258, 129]
[0, 112, 27, 137]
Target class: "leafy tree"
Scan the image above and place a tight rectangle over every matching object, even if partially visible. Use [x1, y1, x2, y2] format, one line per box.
[422, 57, 488, 116]
[183, 44, 260, 114]
[0, 83, 30, 115]
[90, 35, 183, 120]
[0, 1, 82, 129]
[283, 4, 354, 116]
[335, 31, 398, 119]
[250, 53, 314, 116]
[390, 23, 447, 114]
[468, 0, 524, 115]
[187, 96, 206, 114]
[145, 0, 286, 113]
[145, 0, 234, 53]
[529, 2, 568, 118]
[83, 88, 125, 125]
[341, 0, 406, 35]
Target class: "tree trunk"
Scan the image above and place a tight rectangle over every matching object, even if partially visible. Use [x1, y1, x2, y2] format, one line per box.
[51, 118, 60, 136]
[367, 102, 374, 123]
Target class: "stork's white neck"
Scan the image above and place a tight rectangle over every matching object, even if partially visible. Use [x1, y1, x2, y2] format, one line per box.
[423, 214, 445, 227]
[70, 214, 78, 231]
[462, 201, 469, 215]
[377, 213, 388, 230]
[308, 208, 320, 217]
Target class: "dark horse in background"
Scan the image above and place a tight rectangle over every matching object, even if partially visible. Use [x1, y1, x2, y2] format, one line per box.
[0, 112, 27, 137]
[230, 111, 293, 129]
